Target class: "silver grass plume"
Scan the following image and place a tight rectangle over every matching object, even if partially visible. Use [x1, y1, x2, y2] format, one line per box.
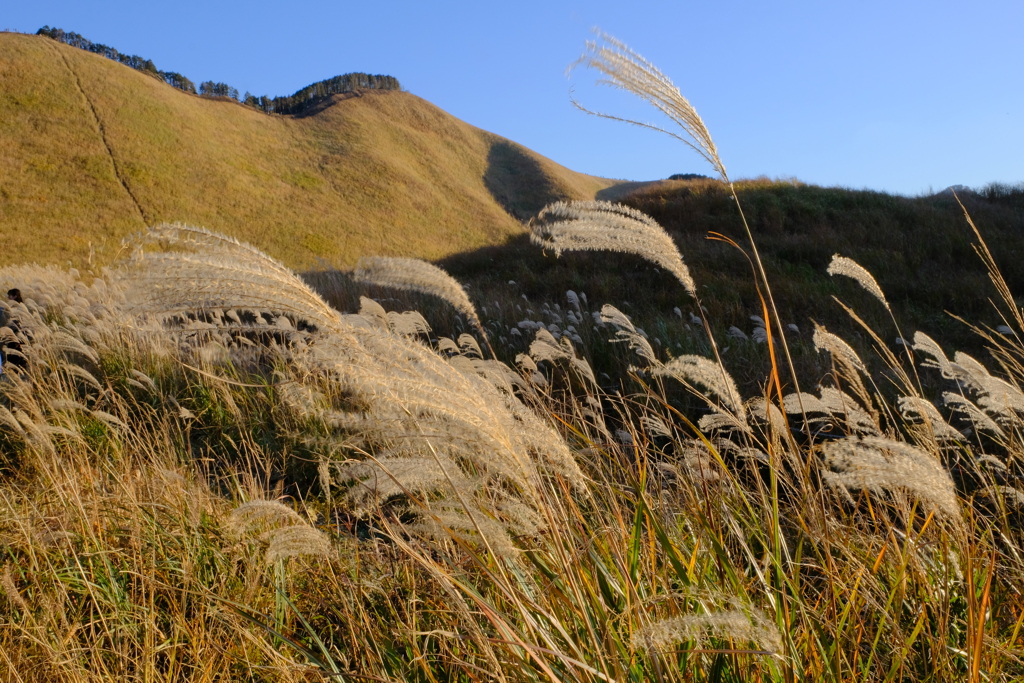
[226, 499, 305, 535]
[529, 328, 598, 388]
[358, 296, 388, 329]
[336, 455, 473, 512]
[599, 304, 659, 366]
[117, 226, 586, 542]
[916, 332, 1024, 423]
[812, 324, 875, 409]
[983, 486, 1024, 510]
[352, 256, 485, 337]
[413, 506, 521, 559]
[913, 332, 954, 376]
[781, 389, 878, 435]
[820, 436, 960, 519]
[951, 351, 1024, 421]
[943, 393, 1005, 438]
[641, 415, 673, 439]
[749, 399, 795, 449]
[532, 202, 696, 297]
[827, 255, 890, 311]
[818, 387, 879, 434]
[120, 224, 342, 330]
[632, 608, 782, 656]
[653, 355, 745, 422]
[227, 500, 331, 566]
[387, 310, 431, 338]
[457, 333, 483, 359]
[781, 392, 831, 416]
[572, 33, 726, 180]
[677, 439, 722, 483]
[813, 325, 867, 375]
[898, 396, 964, 442]
[264, 525, 333, 564]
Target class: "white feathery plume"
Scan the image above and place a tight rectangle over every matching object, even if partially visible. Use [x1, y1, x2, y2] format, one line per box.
[226, 500, 305, 538]
[983, 486, 1024, 510]
[781, 392, 830, 415]
[950, 351, 1024, 421]
[226, 500, 332, 566]
[818, 387, 879, 434]
[943, 393, 1006, 438]
[727, 326, 748, 341]
[813, 325, 867, 374]
[515, 353, 538, 373]
[457, 333, 483, 359]
[387, 310, 431, 337]
[632, 608, 782, 656]
[120, 224, 342, 330]
[532, 202, 696, 297]
[827, 255, 890, 311]
[572, 32, 726, 180]
[897, 396, 964, 442]
[529, 328, 598, 388]
[600, 304, 659, 366]
[264, 525, 333, 564]
[599, 304, 637, 333]
[913, 332, 954, 376]
[821, 436, 960, 519]
[641, 415, 673, 439]
[529, 328, 570, 364]
[352, 256, 484, 336]
[358, 296, 388, 329]
[653, 356, 745, 422]
[698, 411, 750, 434]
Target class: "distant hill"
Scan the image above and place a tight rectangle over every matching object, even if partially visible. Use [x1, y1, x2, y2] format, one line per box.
[0, 32, 620, 268]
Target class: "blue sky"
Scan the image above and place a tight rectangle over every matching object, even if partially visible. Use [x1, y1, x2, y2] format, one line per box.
[7, 1, 1022, 195]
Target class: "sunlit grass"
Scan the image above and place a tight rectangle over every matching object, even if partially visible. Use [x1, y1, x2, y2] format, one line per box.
[2, 32, 1024, 683]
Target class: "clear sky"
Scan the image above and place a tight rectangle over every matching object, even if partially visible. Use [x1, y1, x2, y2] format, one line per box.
[6, 1, 1022, 195]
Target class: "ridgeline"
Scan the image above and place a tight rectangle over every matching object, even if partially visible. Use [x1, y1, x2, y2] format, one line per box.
[0, 31, 617, 269]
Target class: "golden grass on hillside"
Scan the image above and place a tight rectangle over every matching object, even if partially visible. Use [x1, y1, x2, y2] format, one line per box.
[0, 32, 618, 270]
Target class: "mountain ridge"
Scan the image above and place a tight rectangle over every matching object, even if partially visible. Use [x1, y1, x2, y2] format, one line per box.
[0, 32, 622, 268]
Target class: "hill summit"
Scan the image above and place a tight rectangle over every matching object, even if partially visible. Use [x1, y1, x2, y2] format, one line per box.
[0, 32, 619, 268]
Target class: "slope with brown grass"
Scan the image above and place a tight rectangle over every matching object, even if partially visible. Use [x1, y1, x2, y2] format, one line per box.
[0, 32, 617, 268]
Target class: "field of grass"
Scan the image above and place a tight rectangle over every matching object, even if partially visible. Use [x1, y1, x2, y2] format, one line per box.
[0, 32, 616, 269]
[415, 179, 1024, 397]
[2, 32, 1024, 683]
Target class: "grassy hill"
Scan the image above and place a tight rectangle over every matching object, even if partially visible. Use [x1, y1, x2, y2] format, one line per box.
[415, 178, 1024, 397]
[0, 32, 617, 268]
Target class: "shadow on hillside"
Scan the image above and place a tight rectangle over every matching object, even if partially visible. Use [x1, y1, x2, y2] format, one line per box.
[483, 140, 568, 220]
[289, 90, 367, 119]
[595, 179, 665, 202]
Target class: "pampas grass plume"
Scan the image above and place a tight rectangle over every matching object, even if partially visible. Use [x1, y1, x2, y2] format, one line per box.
[532, 201, 696, 297]
[353, 256, 485, 336]
[632, 608, 782, 656]
[828, 255, 890, 311]
[573, 32, 726, 180]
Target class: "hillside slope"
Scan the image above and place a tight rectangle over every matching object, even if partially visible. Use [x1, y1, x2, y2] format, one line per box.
[0, 32, 617, 268]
